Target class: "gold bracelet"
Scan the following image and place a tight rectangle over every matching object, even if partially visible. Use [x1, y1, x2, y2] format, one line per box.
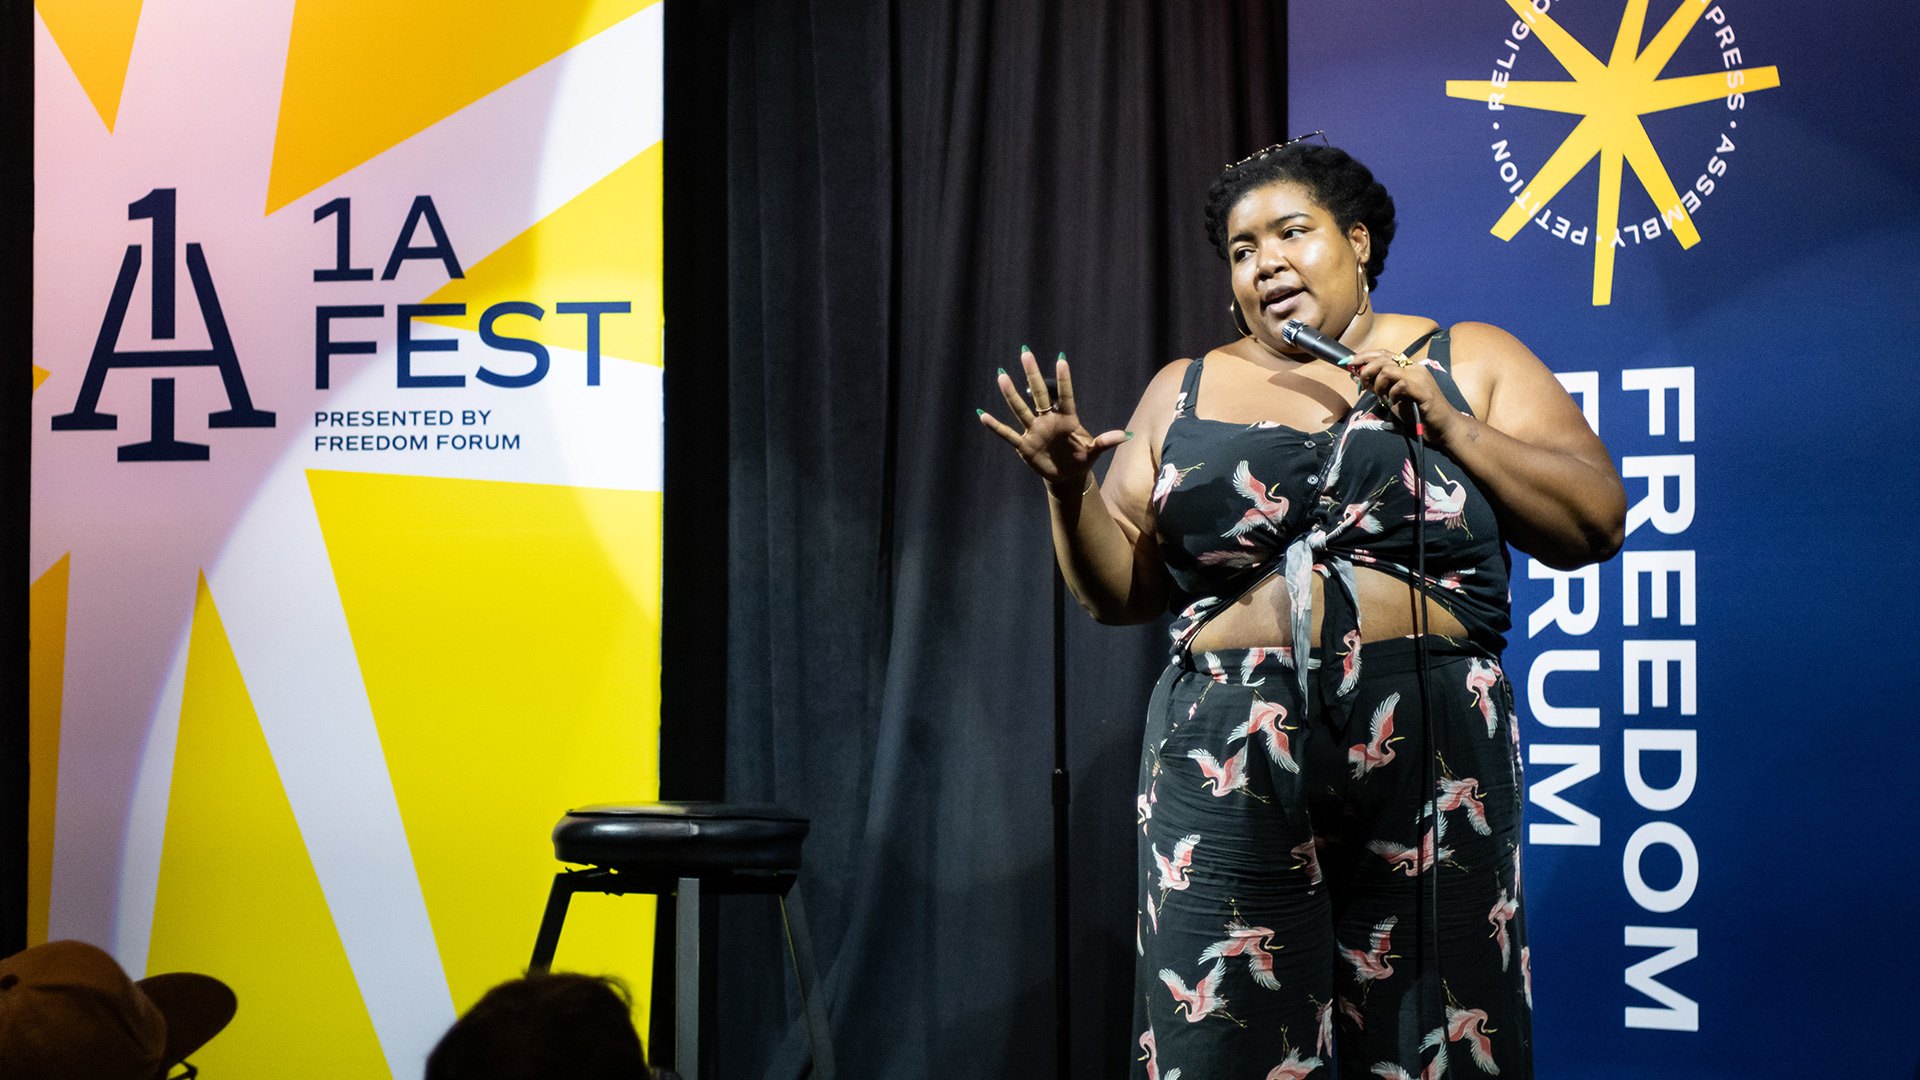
[1046, 476, 1097, 500]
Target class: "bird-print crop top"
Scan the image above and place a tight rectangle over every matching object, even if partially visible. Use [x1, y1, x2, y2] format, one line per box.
[1152, 329, 1511, 695]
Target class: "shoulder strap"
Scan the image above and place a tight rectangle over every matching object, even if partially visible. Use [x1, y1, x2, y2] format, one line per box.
[1402, 327, 1443, 364]
[1413, 328, 1476, 418]
[1172, 356, 1205, 419]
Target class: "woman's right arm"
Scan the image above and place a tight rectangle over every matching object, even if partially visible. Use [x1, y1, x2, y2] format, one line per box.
[978, 349, 1187, 624]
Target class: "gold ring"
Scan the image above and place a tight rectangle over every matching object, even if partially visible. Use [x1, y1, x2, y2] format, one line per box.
[1391, 352, 1413, 369]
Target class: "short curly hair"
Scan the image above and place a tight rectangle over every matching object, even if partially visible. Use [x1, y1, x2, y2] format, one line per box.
[1204, 142, 1397, 290]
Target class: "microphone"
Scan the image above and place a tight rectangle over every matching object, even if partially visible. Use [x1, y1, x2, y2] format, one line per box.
[1280, 319, 1353, 366]
[1283, 318, 1427, 437]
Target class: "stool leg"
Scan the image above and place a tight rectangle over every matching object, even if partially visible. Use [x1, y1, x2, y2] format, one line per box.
[674, 876, 713, 1080]
[528, 872, 577, 973]
[780, 888, 836, 1080]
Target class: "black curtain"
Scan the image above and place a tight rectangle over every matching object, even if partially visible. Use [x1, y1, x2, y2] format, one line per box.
[709, 2, 1287, 1075]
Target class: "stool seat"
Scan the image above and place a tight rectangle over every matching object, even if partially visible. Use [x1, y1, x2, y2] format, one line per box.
[555, 802, 808, 874]
[529, 800, 834, 1080]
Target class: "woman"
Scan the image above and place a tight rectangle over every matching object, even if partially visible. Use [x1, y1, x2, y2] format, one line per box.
[978, 141, 1624, 1078]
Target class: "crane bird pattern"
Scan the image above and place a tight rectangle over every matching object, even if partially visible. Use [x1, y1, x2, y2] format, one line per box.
[1134, 650, 1528, 1078]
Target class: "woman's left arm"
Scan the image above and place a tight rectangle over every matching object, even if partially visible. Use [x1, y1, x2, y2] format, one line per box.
[1353, 321, 1626, 569]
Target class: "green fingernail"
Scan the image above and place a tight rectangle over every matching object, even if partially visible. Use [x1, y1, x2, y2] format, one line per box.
[975, 408, 985, 417]
[997, 367, 1007, 376]
[1020, 344, 1030, 355]
[1125, 430, 1135, 440]
[1057, 351, 1067, 362]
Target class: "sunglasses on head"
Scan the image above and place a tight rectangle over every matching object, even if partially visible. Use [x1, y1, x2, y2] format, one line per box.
[1223, 130, 1330, 172]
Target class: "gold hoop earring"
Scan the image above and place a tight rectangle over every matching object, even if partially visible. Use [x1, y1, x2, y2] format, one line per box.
[1229, 299, 1255, 338]
[1356, 266, 1371, 317]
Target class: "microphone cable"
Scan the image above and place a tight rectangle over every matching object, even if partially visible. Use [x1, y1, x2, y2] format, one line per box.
[1284, 317, 1448, 1055]
[1405, 399, 1444, 1057]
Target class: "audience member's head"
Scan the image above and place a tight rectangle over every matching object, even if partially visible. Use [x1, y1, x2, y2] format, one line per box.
[426, 972, 650, 1080]
[0, 939, 236, 1080]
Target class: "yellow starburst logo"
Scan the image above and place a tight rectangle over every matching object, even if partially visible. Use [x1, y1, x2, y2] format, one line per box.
[1446, 0, 1781, 305]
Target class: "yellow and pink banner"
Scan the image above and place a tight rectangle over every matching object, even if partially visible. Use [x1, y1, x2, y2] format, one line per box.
[30, 1, 665, 1074]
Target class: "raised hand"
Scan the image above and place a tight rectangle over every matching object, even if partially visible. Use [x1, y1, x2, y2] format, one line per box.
[977, 347, 1131, 496]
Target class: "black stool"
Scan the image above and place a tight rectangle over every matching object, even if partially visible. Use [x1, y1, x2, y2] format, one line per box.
[528, 802, 836, 1080]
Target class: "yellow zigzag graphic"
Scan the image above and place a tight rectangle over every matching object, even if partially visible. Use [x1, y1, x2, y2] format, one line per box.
[146, 576, 388, 1078]
[27, 555, 71, 947]
[307, 469, 661, 1021]
[36, 0, 144, 131]
[267, 0, 656, 212]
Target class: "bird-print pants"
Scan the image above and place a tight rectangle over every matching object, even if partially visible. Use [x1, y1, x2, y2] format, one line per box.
[1133, 640, 1532, 1079]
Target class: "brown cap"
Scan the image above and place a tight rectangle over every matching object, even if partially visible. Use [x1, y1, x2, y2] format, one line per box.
[0, 941, 236, 1080]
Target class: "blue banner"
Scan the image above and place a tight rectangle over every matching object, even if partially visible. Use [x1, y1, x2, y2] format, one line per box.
[1290, 2, 1919, 1075]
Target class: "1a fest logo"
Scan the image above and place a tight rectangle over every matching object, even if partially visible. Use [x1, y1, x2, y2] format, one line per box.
[51, 189, 631, 461]
[51, 189, 275, 462]
[1444, 0, 1782, 305]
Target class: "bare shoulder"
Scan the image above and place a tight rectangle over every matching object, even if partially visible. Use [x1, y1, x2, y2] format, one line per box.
[1448, 320, 1540, 371]
[1447, 321, 1593, 445]
[1126, 358, 1195, 439]
[1446, 321, 1537, 413]
[1141, 356, 1195, 401]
